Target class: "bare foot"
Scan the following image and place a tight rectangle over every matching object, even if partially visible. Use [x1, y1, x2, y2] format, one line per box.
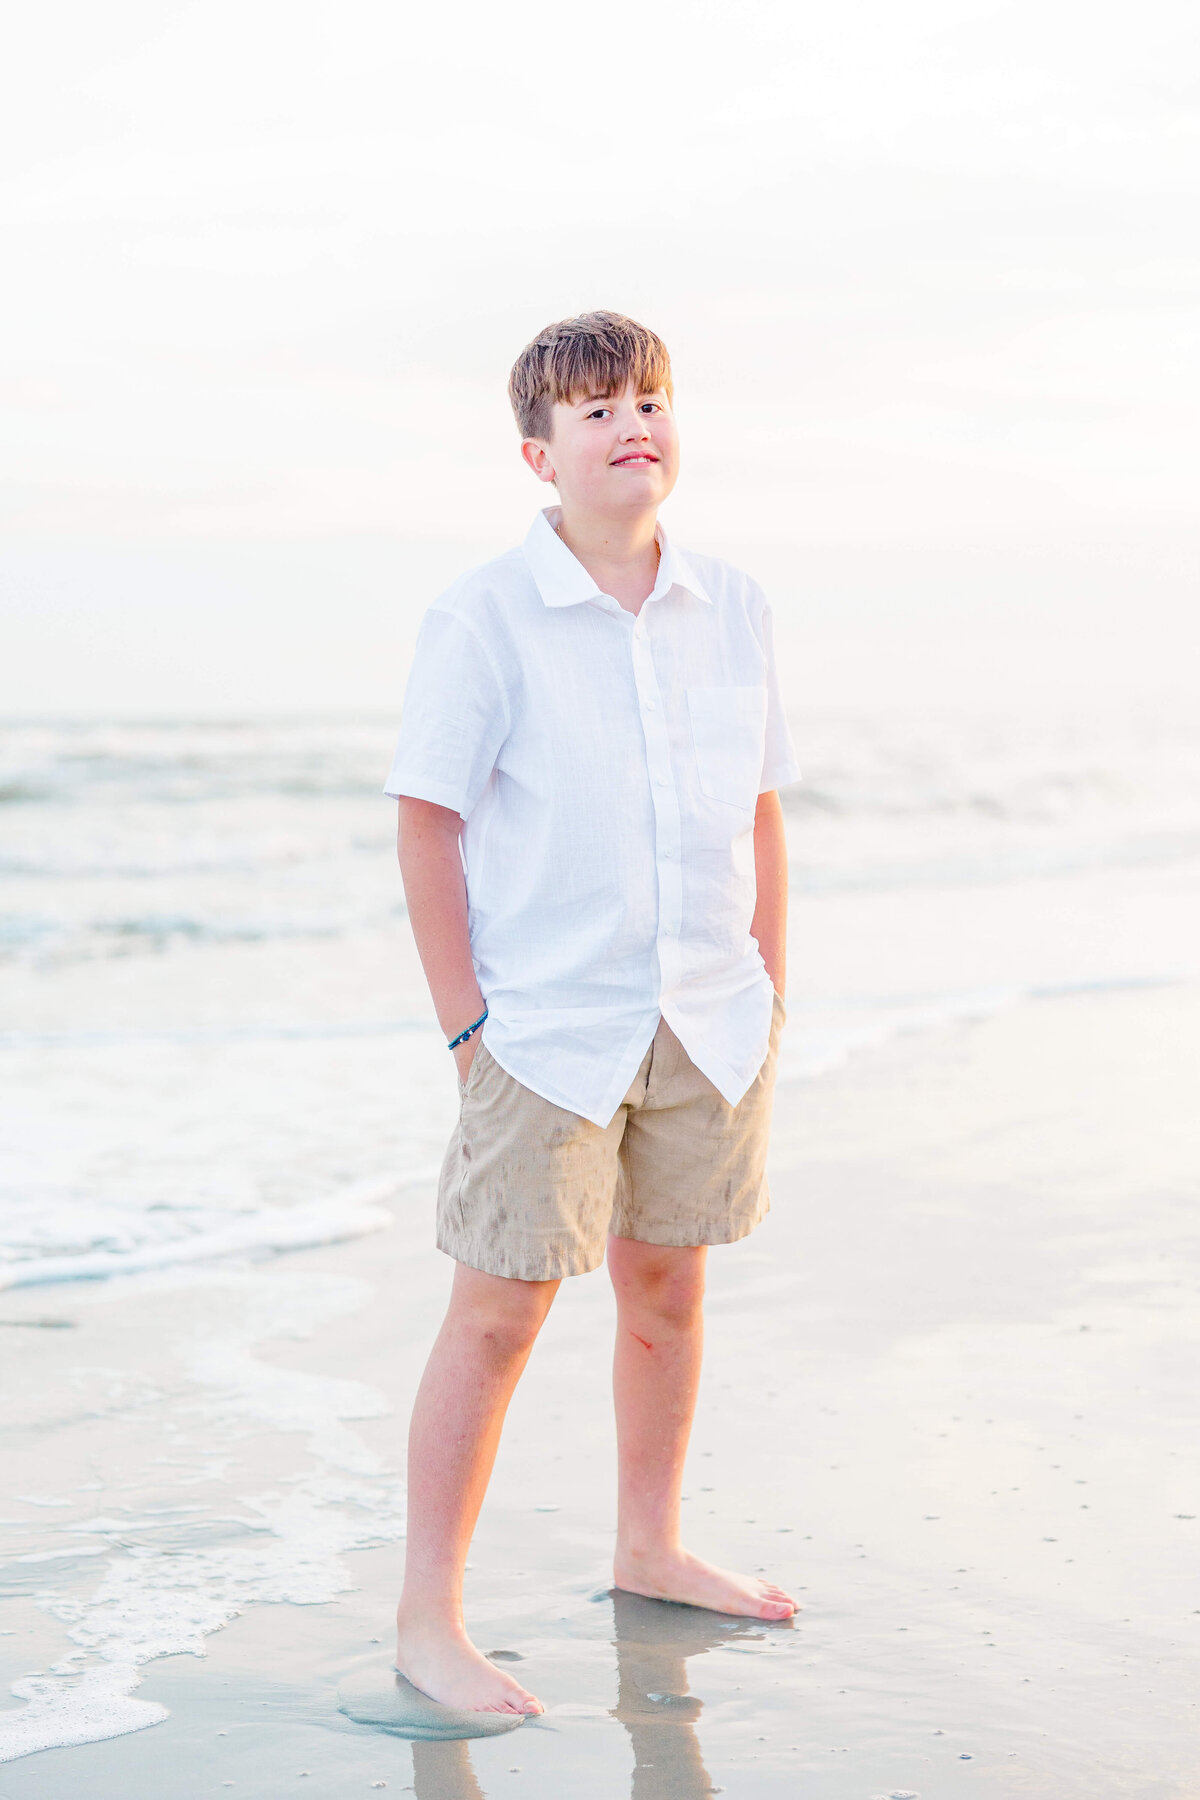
[613, 1546, 798, 1621]
[395, 1614, 543, 1714]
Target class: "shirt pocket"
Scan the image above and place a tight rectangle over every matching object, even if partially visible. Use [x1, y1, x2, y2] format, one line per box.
[686, 685, 768, 811]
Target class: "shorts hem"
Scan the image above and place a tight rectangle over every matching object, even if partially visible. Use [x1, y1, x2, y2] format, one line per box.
[436, 1232, 607, 1282]
[608, 1188, 771, 1251]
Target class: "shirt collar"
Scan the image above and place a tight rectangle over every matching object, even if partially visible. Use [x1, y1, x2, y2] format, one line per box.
[522, 506, 712, 610]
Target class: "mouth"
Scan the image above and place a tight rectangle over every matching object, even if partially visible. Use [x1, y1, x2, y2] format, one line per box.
[610, 454, 660, 467]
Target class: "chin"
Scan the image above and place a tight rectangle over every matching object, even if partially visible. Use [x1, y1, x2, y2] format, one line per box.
[611, 474, 666, 502]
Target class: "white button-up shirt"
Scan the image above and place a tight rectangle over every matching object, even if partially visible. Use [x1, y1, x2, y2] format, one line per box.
[383, 506, 801, 1128]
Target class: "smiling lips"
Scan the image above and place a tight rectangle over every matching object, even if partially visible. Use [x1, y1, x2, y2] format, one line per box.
[611, 453, 659, 466]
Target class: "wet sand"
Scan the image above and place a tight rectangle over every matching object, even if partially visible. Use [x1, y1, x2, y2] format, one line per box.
[2, 982, 1198, 1797]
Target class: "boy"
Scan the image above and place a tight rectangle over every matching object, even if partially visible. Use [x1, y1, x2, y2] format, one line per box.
[383, 311, 801, 1717]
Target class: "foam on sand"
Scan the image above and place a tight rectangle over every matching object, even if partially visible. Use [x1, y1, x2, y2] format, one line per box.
[0, 1664, 166, 1762]
[337, 1660, 527, 1740]
[0, 1272, 405, 1765]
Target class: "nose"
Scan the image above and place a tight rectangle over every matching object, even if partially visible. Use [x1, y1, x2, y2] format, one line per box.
[617, 404, 651, 442]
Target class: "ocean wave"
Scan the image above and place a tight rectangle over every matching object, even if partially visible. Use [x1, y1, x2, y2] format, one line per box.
[0, 720, 395, 808]
[0, 847, 344, 879]
[5, 710, 1200, 828]
[777, 985, 1023, 1081]
[0, 1017, 433, 1050]
[85, 913, 343, 948]
[0, 1177, 417, 1293]
[0, 912, 364, 967]
[781, 764, 1153, 823]
[777, 974, 1184, 1083]
[792, 828, 1200, 892]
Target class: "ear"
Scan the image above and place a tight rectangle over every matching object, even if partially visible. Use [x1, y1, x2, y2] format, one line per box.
[521, 438, 557, 485]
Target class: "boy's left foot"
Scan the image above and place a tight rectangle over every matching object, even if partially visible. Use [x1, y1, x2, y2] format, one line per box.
[613, 1547, 798, 1620]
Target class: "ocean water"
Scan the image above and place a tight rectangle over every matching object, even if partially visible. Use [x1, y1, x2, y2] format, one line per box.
[1, 702, 1198, 1765]
[3, 705, 1198, 1284]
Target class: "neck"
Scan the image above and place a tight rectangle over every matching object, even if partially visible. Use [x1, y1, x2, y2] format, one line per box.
[552, 505, 661, 612]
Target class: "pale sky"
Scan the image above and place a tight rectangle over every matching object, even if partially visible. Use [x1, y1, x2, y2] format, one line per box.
[2, 0, 1197, 715]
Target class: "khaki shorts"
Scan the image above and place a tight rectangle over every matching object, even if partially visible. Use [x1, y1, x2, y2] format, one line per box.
[436, 989, 786, 1281]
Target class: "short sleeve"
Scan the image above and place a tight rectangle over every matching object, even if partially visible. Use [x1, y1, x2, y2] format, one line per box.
[381, 608, 509, 817]
[757, 596, 801, 793]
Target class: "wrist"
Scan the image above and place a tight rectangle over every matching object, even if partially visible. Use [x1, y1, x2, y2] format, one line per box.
[447, 1004, 488, 1051]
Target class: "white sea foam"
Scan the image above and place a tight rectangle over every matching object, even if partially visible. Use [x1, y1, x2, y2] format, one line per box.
[1, 1665, 168, 1763]
[778, 975, 1187, 1085]
[778, 985, 1024, 1082]
[0, 1177, 405, 1292]
[0, 1272, 405, 1764]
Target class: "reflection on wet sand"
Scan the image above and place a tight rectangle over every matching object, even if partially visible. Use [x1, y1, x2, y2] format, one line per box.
[405, 1594, 774, 1800]
[410, 1737, 487, 1800]
[610, 1589, 769, 1800]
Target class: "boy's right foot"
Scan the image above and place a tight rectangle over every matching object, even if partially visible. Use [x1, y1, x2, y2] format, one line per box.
[394, 1619, 543, 1715]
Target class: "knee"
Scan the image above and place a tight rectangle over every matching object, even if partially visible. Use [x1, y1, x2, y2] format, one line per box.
[619, 1255, 705, 1332]
[447, 1266, 557, 1364]
[476, 1309, 543, 1363]
[457, 1291, 551, 1364]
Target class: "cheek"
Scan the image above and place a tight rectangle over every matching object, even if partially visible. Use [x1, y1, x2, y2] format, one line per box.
[582, 444, 615, 483]
[559, 444, 610, 495]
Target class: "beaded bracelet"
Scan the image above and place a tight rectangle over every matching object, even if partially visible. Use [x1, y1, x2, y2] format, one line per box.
[447, 1005, 488, 1051]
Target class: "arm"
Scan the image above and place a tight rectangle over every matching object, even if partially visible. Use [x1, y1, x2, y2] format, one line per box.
[396, 795, 486, 1084]
[750, 789, 788, 999]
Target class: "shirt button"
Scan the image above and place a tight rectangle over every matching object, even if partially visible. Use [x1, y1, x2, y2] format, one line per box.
[657, 775, 668, 786]
[644, 698, 656, 711]
[661, 848, 673, 860]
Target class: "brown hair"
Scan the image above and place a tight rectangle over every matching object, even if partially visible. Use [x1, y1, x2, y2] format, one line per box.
[508, 310, 673, 441]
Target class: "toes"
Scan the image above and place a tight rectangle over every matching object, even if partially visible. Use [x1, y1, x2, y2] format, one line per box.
[493, 1692, 539, 1715]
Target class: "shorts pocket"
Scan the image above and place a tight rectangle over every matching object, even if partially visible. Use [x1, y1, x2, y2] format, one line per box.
[458, 1036, 490, 1103]
[686, 685, 767, 810]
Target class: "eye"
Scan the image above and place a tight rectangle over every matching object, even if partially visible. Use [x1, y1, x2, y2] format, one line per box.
[639, 401, 661, 414]
[585, 406, 612, 421]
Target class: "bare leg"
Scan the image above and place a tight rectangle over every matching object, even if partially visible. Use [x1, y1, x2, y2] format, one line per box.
[395, 1261, 558, 1712]
[608, 1237, 796, 1621]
